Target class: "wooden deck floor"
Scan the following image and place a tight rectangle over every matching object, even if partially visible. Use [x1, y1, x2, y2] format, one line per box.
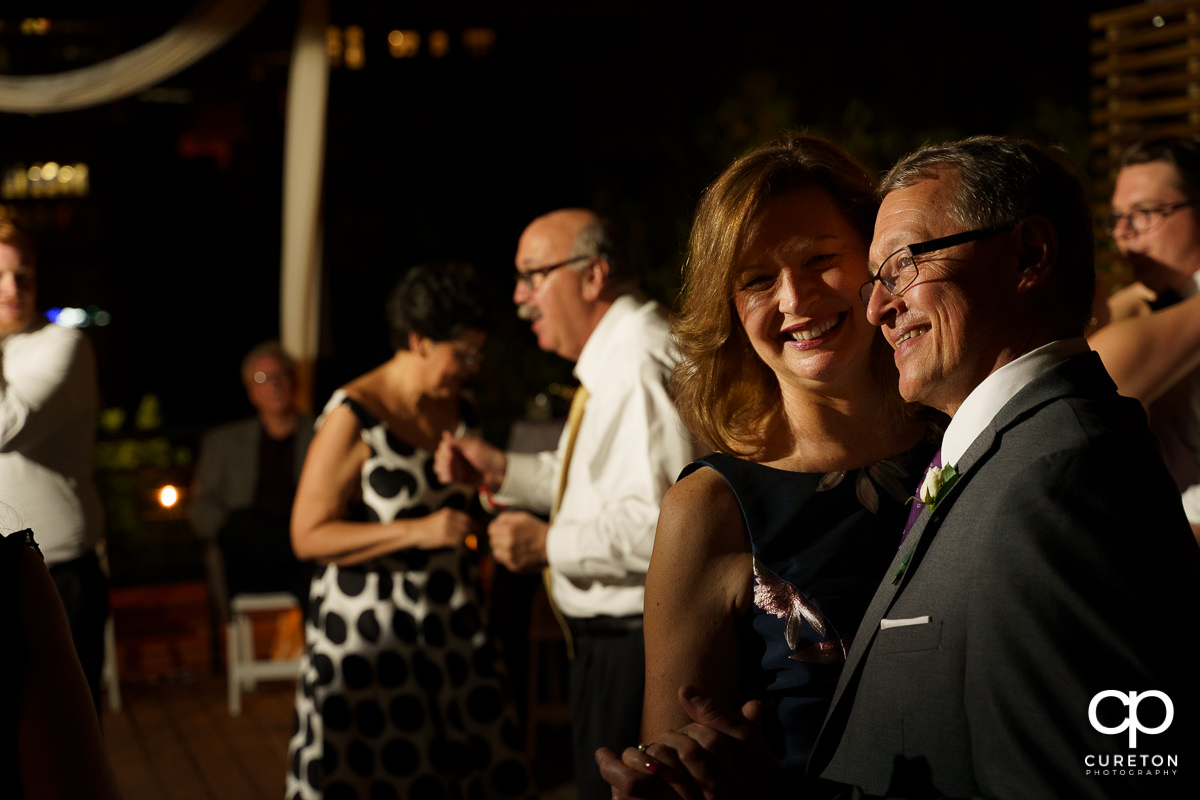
[101, 580, 576, 800]
[104, 675, 294, 800]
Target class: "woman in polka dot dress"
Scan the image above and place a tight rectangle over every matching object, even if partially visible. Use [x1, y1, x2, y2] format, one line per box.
[286, 264, 534, 800]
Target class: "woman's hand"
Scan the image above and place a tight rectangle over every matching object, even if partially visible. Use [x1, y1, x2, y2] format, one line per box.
[411, 507, 480, 550]
[596, 688, 778, 800]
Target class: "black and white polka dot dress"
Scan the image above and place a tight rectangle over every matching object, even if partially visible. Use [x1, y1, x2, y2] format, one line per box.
[286, 391, 534, 800]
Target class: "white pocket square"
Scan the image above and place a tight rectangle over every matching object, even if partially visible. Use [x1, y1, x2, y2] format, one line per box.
[880, 615, 931, 630]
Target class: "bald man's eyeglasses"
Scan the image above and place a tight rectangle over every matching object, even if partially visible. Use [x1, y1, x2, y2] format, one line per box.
[514, 255, 592, 291]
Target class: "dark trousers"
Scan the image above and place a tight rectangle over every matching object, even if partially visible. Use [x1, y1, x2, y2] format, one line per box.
[49, 551, 109, 717]
[566, 616, 645, 800]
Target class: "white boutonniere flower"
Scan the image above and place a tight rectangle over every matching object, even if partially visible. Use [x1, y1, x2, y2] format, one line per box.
[918, 464, 959, 509]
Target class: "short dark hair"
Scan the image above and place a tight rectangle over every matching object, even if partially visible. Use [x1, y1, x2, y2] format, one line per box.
[1119, 136, 1200, 203]
[880, 135, 1095, 332]
[387, 262, 494, 350]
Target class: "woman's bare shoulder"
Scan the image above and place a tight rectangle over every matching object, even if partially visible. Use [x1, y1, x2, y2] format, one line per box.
[658, 466, 747, 553]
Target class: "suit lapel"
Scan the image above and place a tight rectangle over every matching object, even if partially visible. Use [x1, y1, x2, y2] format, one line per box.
[812, 352, 1111, 772]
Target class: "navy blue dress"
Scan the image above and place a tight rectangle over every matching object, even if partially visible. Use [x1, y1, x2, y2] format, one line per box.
[680, 445, 932, 782]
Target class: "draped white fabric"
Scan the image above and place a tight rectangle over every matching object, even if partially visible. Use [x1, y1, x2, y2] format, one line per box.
[0, 0, 269, 114]
[0, 0, 331, 408]
[281, 0, 330, 406]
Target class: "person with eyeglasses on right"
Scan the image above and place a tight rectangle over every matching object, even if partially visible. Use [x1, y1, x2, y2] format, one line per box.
[1090, 136, 1200, 544]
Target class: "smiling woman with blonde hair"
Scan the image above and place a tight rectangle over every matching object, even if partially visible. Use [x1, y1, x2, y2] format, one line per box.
[630, 135, 935, 791]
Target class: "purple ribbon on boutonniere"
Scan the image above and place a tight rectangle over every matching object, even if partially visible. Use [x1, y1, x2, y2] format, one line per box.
[892, 449, 958, 585]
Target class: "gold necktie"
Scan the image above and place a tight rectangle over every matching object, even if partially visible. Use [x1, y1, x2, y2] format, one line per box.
[546, 383, 588, 658]
[551, 384, 589, 520]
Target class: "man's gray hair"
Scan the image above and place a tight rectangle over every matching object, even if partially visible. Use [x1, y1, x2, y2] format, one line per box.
[880, 135, 1095, 332]
[572, 214, 637, 290]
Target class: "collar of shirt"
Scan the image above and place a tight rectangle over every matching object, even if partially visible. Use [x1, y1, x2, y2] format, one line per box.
[573, 293, 643, 391]
[941, 337, 1089, 468]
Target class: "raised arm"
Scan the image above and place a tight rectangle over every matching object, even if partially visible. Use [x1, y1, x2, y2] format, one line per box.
[0, 324, 93, 450]
[290, 403, 477, 565]
[641, 467, 752, 741]
[1088, 285, 1200, 404]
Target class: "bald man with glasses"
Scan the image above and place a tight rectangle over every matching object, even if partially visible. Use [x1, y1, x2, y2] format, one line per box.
[437, 208, 695, 800]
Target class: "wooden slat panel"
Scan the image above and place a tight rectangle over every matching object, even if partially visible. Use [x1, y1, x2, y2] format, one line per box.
[1092, 71, 1200, 102]
[1092, 94, 1200, 124]
[1092, 0, 1200, 30]
[1089, 2, 1200, 186]
[1091, 18, 1200, 56]
[1093, 41, 1200, 76]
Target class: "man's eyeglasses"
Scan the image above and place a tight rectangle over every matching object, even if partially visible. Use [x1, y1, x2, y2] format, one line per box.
[514, 255, 592, 291]
[859, 223, 1017, 308]
[1104, 202, 1194, 236]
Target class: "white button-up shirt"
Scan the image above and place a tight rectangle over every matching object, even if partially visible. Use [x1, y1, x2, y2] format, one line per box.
[498, 294, 697, 618]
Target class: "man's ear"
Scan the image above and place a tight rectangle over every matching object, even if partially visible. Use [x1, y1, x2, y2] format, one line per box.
[1015, 215, 1057, 291]
[580, 257, 610, 302]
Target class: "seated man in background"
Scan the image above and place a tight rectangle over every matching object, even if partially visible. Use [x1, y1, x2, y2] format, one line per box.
[191, 342, 314, 622]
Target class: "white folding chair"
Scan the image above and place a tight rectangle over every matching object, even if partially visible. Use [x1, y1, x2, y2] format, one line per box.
[226, 591, 303, 716]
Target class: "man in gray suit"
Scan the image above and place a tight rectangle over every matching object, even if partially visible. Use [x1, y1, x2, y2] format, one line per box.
[191, 341, 315, 607]
[599, 137, 1200, 798]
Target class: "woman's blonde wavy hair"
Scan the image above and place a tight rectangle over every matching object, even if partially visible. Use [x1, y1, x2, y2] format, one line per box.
[671, 134, 889, 455]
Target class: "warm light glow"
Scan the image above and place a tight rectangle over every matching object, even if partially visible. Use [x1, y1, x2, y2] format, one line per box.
[159, 485, 179, 508]
[20, 18, 50, 36]
[345, 25, 365, 70]
[389, 29, 420, 58]
[4, 161, 89, 200]
[464, 533, 478, 551]
[463, 28, 496, 57]
[429, 30, 449, 58]
[325, 26, 343, 67]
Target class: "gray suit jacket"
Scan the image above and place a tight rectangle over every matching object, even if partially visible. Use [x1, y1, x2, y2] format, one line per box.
[190, 415, 315, 540]
[811, 352, 1200, 798]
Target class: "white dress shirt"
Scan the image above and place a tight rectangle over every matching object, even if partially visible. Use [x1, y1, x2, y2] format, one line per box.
[0, 317, 103, 565]
[941, 338, 1089, 469]
[498, 294, 696, 618]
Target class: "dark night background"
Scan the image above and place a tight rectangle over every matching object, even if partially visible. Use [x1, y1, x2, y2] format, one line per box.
[0, 1, 1136, 553]
[0, 1, 1132, 433]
